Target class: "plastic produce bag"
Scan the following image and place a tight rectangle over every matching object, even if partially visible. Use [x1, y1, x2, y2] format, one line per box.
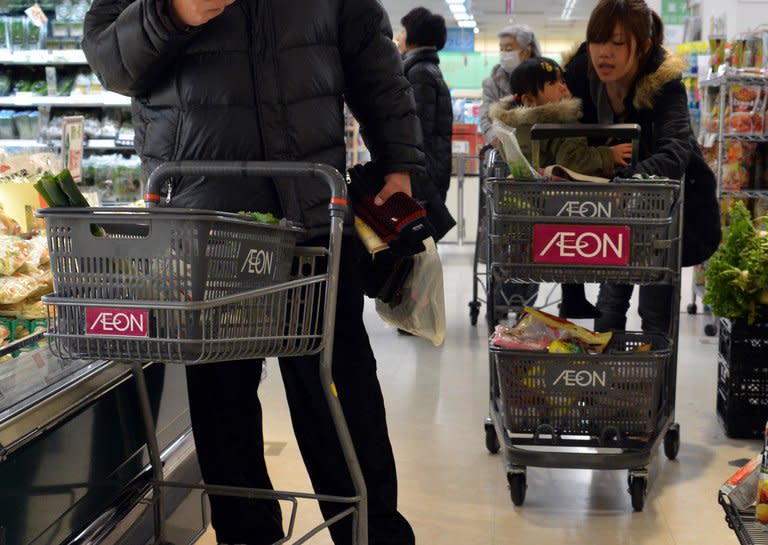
[491, 120, 537, 179]
[0, 273, 41, 305]
[375, 238, 445, 346]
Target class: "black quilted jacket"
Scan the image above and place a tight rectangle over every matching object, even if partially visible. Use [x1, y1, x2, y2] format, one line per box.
[83, 0, 425, 233]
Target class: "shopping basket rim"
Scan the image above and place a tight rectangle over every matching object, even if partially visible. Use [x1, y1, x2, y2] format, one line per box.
[35, 206, 306, 234]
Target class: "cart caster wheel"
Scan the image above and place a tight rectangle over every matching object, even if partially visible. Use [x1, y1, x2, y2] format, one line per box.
[664, 424, 680, 460]
[507, 472, 527, 506]
[485, 423, 500, 454]
[687, 303, 697, 315]
[704, 323, 717, 337]
[469, 301, 481, 326]
[629, 476, 647, 512]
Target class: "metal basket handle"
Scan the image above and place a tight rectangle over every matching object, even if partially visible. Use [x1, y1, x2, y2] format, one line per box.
[143, 161, 347, 215]
[529, 123, 642, 170]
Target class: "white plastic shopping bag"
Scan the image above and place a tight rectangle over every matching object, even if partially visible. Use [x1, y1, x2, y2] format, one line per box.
[375, 237, 445, 346]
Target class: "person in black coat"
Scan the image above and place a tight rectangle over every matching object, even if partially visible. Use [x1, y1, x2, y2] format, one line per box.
[563, 0, 720, 334]
[397, 7, 456, 241]
[83, 1, 423, 544]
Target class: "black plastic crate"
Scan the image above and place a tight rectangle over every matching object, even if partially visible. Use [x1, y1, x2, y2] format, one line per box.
[717, 311, 768, 438]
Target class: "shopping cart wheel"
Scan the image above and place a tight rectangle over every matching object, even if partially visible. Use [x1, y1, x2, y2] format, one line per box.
[507, 471, 527, 506]
[704, 323, 717, 337]
[469, 301, 481, 326]
[687, 303, 697, 315]
[629, 475, 647, 512]
[485, 422, 500, 454]
[664, 423, 681, 460]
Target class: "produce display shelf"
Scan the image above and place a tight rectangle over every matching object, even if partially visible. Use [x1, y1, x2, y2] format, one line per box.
[724, 134, 768, 143]
[0, 93, 131, 108]
[0, 139, 134, 150]
[0, 50, 88, 65]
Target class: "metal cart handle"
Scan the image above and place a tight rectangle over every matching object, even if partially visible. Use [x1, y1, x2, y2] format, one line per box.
[529, 123, 642, 169]
[143, 161, 348, 215]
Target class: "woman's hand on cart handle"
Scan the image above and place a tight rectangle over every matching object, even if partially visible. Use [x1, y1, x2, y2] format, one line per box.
[374, 172, 412, 205]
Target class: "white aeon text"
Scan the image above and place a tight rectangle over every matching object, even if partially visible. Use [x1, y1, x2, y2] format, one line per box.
[552, 369, 607, 387]
[539, 231, 624, 259]
[556, 201, 612, 217]
[241, 249, 274, 275]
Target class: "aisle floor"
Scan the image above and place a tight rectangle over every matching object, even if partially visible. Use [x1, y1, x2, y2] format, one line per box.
[196, 244, 757, 545]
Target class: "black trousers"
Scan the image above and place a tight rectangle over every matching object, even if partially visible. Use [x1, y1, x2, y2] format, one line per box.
[185, 237, 414, 545]
[594, 283, 674, 334]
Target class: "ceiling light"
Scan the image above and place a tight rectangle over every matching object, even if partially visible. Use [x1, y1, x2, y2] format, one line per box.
[560, 0, 577, 19]
[454, 12, 472, 20]
[473, 27, 479, 34]
[458, 20, 477, 28]
[446, 0, 465, 4]
[449, 4, 468, 13]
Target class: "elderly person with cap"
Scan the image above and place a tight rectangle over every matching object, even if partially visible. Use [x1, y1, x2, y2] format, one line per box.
[479, 23, 542, 145]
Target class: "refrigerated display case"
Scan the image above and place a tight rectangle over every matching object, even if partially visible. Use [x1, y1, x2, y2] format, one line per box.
[0, 336, 200, 545]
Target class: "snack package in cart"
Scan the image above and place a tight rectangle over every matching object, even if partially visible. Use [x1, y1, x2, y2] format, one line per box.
[490, 306, 613, 353]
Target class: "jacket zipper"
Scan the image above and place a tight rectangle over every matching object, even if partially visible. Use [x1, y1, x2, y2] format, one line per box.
[262, 0, 291, 159]
[241, 2, 270, 160]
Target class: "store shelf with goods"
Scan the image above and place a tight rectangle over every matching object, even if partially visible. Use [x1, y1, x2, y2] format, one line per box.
[0, 49, 88, 66]
[700, 73, 768, 88]
[0, 138, 134, 151]
[0, 93, 131, 108]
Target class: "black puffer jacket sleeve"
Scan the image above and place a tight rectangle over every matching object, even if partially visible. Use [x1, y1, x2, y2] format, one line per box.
[409, 67, 440, 179]
[339, 0, 425, 175]
[83, 0, 198, 97]
[623, 80, 692, 180]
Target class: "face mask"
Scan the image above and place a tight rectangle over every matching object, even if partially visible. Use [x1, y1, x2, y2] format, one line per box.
[500, 50, 521, 73]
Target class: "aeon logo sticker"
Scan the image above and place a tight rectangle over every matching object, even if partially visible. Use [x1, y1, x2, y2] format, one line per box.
[552, 369, 607, 388]
[240, 249, 275, 276]
[556, 200, 613, 218]
[85, 307, 149, 337]
[533, 224, 630, 266]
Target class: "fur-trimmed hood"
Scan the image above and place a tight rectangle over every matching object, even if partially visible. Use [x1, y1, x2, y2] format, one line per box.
[632, 47, 688, 110]
[489, 97, 583, 128]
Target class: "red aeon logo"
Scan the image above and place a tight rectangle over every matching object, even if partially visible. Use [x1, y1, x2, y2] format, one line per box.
[86, 307, 149, 337]
[533, 224, 630, 266]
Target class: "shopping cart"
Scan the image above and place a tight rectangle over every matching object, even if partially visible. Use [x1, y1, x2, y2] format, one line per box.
[38, 161, 368, 545]
[470, 144, 539, 327]
[482, 124, 683, 512]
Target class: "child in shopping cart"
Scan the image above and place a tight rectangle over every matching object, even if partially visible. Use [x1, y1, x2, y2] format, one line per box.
[489, 57, 634, 319]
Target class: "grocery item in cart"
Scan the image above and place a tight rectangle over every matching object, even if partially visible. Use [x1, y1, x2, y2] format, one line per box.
[490, 306, 613, 353]
[491, 120, 537, 179]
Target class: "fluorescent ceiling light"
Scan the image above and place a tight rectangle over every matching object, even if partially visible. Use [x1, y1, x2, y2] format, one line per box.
[560, 0, 577, 19]
[449, 4, 468, 13]
[446, 0, 465, 4]
[458, 20, 477, 27]
[454, 12, 472, 20]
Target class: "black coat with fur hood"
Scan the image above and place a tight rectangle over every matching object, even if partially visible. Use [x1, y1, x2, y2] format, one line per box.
[564, 43, 721, 266]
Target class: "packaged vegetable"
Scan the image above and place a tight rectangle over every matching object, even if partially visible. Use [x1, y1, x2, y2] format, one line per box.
[238, 211, 282, 225]
[19, 299, 46, 320]
[548, 339, 585, 354]
[0, 273, 41, 305]
[0, 317, 10, 344]
[728, 85, 766, 135]
[491, 120, 538, 179]
[12, 319, 29, 340]
[0, 235, 31, 276]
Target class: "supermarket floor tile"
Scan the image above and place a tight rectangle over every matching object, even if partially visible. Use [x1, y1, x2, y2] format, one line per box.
[193, 244, 756, 545]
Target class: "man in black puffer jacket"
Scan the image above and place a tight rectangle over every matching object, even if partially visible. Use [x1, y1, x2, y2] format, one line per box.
[83, 1, 423, 544]
[397, 7, 455, 240]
